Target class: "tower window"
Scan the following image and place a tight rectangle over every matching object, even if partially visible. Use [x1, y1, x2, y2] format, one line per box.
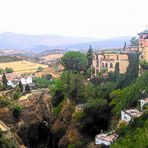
[110, 63, 113, 68]
[105, 63, 108, 68]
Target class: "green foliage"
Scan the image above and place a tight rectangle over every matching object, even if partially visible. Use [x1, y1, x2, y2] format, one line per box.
[0, 97, 11, 107]
[68, 139, 86, 148]
[125, 52, 139, 85]
[2, 74, 7, 86]
[5, 67, 13, 73]
[86, 45, 93, 68]
[11, 104, 22, 119]
[79, 98, 111, 136]
[53, 101, 64, 118]
[0, 68, 4, 74]
[37, 66, 44, 72]
[12, 92, 21, 100]
[111, 113, 148, 148]
[130, 37, 139, 46]
[0, 135, 17, 148]
[49, 79, 64, 107]
[61, 51, 88, 73]
[0, 56, 20, 63]
[74, 111, 85, 121]
[140, 59, 148, 70]
[110, 72, 148, 117]
[61, 71, 86, 103]
[34, 77, 52, 88]
[19, 81, 23, 92]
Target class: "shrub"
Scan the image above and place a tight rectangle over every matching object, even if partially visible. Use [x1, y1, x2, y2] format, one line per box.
[13, 92, 21, 100]
[5, 67, 13, 73]
[74, 111, 85, 121]
[12, 105, 22, 119]
[53, 101, 64, 118]
[0, 97, 10, 107]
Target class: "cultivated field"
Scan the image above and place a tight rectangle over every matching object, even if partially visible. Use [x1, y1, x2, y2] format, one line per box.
[0, 60, 48, 74]
[41, 53, 63, 62]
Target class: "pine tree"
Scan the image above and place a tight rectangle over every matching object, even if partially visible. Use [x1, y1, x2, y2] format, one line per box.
[2, 74, 7, 86]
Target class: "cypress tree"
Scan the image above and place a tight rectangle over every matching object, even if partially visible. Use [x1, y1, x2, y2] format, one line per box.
[2, 74, 7, 86]
[19, 81, 23, 92]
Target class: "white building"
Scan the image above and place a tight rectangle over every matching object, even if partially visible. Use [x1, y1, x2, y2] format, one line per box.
[7, 80, 16, 88]
[121, 109, 142, 123]
[139, 98, 148, 111]
[20, 77, 32, 85]
[95, 131, 118, 146]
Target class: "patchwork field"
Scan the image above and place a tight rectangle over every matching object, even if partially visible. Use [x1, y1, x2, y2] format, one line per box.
[0, 60, 48, 74]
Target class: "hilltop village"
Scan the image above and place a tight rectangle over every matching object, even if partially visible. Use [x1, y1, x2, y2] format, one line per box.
[0, 30, 147, 148]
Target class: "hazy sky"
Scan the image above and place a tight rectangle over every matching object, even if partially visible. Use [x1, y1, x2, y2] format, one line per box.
[0, 0, 148, 38]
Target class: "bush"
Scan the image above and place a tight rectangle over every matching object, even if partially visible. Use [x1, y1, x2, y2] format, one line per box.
[68, 139, 86, 148]
[37, 67, 44, 72]
[0, 136, 17, 148]
[5, 67, 13, 73]
[12, 105, 22, 119]
[13, 92, 21, 100]
[74, 111, 85, 121]
[0, 97, 10, 107]
[0, 68, 4, 74]
[53, 101, 64, 118]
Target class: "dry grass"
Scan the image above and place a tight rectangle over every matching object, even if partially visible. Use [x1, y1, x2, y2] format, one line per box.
[0, 60, 48, 74]
[42, 53, 63, 62]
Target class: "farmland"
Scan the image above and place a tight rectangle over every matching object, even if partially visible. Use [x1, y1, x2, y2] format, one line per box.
[0, 60, 48, 74]
[41, 53, 63, 62]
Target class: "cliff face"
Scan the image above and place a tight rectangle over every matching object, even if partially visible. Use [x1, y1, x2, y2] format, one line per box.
[0, 90, 53, 148]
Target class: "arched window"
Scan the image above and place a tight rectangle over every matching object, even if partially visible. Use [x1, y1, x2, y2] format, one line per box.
[105, 63, 108, 68]
[102, 63, 104, 68]
[110, 63, 113, 68]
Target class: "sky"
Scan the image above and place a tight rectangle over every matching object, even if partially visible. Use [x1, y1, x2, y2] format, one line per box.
[0, 0, 148, 39]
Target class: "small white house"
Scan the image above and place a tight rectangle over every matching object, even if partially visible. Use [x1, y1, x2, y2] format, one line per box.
[7, 80, 17, 88]
[95, 131, 118, 146]
[121, 109, 142, 123]
[20, 77, 32, 85]
[139, 98, 148, 111]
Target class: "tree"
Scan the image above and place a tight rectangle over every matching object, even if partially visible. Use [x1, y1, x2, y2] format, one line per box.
[61, 71, 85, 103]
[25, 84, 31, 92]
[79, 98, 111, 136]
[61, 51, 88, 73]
[2, 74, 7, 86]
[130, 37, 139, 46]
[0, 68, 4, 74]
[86, 45, 93, 68]
[19, 81, 24, 92]
[12, 105, 22, 119]
[5, 67, 13, 73]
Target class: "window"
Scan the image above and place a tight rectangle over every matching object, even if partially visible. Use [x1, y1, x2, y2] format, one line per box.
[105, 63, 108, 68]
[96, 69, 99, 75]
[102, 63, 104, 68]
[96, 61, 99, 67]
[117, 55, 119, 60]
[110, 63, 113, 68]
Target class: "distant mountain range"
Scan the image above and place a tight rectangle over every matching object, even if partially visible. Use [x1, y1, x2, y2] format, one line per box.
[0, 32, 131, 54]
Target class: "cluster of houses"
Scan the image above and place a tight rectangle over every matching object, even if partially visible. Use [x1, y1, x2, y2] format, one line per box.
[92, 29, 148, 77]
[0, 73, 35, 91]
[95, 97, 148, 146]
